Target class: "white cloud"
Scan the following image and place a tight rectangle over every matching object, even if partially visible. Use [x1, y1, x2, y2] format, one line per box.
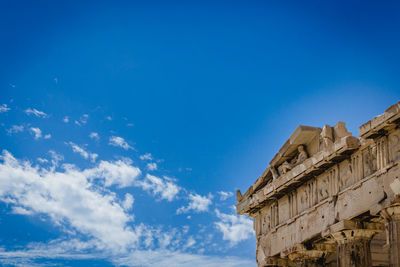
[122, 193, 134, 211]
[0, 239, 100, 267]
[177, 193, 213, 214]
[218, 191, 233, 201]
[84, 158, 141, 188]
[106, 116, 112, 121]
[109, 136, 133, 150]
[80, 114, 89, 124]
[37, 158, 48, 164]
[214, 209, 254, 246]
[127, 123, 134, 127]
[140, 174, 180, 201]
[0, 150, 256, 267]
[67, 142, 98, 162]
[74, 114, 89, 126]
[140, 153, 153, 161]
[0, 238, 256, 267]
[29, 127, 51, 140]
[0, 104, 11, 113]
[146, 162, 157, 171]
[29, 127, 42, 139]
[158, 232, 174, 249]
[0, 150, 138, 252]
[11, 206, 33, 215]
[184, 236, 196, 249]
[49, 150, 64, 167]
[89, 132, 100, 141]
[63, 116, 69, 123]
[115, 249, 255, 267]
[7, 125, 24, 135]
[24, 108, 47, 118]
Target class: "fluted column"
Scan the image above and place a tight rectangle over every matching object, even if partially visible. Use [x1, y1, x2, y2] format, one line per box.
[332, 229, 375, 267]
[381, 206, 400, 267]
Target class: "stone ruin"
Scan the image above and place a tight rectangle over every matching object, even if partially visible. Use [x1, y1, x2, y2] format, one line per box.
[236, 101, 400, 266]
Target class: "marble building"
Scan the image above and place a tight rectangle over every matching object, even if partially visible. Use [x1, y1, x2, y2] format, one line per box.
[236, 101, 400, 266]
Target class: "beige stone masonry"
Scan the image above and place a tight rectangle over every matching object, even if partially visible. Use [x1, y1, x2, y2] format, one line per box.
[237, 101, 400, 267]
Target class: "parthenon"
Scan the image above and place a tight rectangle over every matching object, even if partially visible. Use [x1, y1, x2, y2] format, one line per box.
[236, 101, 400, 266]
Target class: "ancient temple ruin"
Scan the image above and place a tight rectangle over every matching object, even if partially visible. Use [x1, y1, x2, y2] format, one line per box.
[236, 101, 400, 266]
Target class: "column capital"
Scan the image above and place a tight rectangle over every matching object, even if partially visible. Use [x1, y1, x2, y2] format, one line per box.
[331, 229, 376, 244]
[332, 229, 375, 267]
[381, 205, 400, 221]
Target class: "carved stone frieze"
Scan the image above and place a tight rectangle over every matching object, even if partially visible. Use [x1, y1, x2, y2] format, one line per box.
[236, 101, 400, 267]
[363, 143, 377, 177]
[389, 129, 400, 163]
[339, 159, 352, 191]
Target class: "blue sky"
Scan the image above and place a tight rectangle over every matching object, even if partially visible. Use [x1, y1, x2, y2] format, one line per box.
[0, 1, 400, 266]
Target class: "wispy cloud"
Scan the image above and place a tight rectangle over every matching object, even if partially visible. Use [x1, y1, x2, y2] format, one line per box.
[75, 114, 89, 126]
[63, 116, 69, 123]
[184, 236, 196, 249]
[177, 193, 213, 214]
[0, 104, 11, 113]
[217, 191, 233, 201]
[7, 125, 24, 135]
[109, 136, 133, 150]
[214, 209, 254, 246]
[24, 108, 48, 118]
[146, 162, 157, 171]
[37, 158, 49, 164]
[89, 132, 100, 141]
[29, 127, 42, 139]
[140, 174, 180, 201]
[81, 114, 89, 124]
[66, 142, 98, 162]
[115, 249, 255, 267]
[74, 114, 89, 126]
[140, 153, 153, 161]
[29, 127, 51, 140]
[0, 238, 255, 267]
[49, 150, 64, 167]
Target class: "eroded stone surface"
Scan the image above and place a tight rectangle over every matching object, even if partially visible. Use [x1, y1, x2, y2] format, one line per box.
[237, 101, 400, 267]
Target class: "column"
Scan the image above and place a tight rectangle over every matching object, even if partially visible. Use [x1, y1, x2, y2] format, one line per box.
[332, 229, 375, 267]
[288, 250, 325, 267]
[381, 206, 400, 267]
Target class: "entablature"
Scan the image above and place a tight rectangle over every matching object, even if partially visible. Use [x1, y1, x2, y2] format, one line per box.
[236, 125, 359, 216]
[359, 101, 400, 139]
[236, 101, 400, 267]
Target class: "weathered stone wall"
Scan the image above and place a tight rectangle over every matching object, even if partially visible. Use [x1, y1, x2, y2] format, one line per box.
[237, 101, 400, 267]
